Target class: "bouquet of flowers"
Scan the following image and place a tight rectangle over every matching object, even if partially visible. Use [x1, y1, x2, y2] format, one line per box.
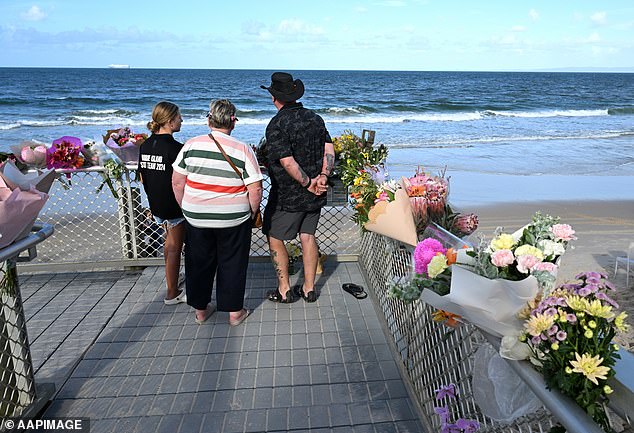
[520, 272, 628, 432]
[348, 169, 380, 226]
[104, 127, 147, 164]
[334, 130, 388, 187]
[388, 236, 461, 302]
[46, 136, 85, 170]
[11, 141, 48, 169]
[390, 212, 575, 343]
[468, 212, 575, 292]
[402, 167, 449, 234]
[0, 161, 55, 249]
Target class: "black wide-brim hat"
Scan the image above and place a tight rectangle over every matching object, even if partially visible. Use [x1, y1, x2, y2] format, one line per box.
[260, 72, 304, 102]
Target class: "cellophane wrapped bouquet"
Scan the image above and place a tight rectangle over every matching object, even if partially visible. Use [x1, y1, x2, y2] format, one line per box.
[520, 271, 628, 432]
[104, 127, 147, 164]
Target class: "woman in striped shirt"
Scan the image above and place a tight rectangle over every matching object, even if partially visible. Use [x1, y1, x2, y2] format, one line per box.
[172, 99, 263, 326]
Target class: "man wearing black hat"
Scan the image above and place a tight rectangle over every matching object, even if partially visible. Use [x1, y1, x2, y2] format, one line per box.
[261, 72, 335, 304]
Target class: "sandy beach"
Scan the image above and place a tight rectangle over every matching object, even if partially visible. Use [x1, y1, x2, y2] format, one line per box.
[467, 199, 634, 350]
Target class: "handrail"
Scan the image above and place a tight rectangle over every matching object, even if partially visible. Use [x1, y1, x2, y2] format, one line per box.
[0, 223, 55, 262]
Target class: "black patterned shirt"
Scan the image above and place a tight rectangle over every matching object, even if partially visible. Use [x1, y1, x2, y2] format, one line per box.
[266, 102, 332, 212]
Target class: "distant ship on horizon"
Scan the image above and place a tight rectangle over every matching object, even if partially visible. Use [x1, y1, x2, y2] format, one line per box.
[108, 64, 130, 69]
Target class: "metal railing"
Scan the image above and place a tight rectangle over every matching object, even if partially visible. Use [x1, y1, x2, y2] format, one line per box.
[18, 167, 359, 271]
[1, 224, 55, 420]
[357, 230, 628, 433]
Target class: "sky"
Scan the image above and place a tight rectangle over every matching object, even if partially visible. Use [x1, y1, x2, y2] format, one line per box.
[1, 0, 633, 71]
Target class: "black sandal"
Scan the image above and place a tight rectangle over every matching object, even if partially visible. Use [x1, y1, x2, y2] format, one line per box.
[294, 285, 317, 303]
[342, 283, 367, 299]
[267, 289, 296, 303]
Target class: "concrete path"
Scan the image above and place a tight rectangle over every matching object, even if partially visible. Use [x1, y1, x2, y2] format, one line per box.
[20, 261, 425, 433]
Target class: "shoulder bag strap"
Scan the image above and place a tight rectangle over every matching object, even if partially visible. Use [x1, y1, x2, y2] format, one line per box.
[209, 133, 243, 180]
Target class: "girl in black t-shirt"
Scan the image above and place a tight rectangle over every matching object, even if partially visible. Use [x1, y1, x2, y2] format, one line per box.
[139, 101, 186, 305]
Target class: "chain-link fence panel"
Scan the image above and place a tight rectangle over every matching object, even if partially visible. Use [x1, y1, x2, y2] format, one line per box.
[20, 168, 360, 271]
[0, 259, 36, 419]
[359, 231, 557, 433]
[1, 225, 54, 420]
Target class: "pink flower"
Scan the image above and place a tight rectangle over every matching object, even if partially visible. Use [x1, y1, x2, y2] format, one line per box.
[532, 261, 558, 275]
[374, 191, 389, 203]
[413, 238, 446, 276]
[491, 249, 514, 267]
[452, 213, 479, 236]
[550, 224, 576, 241]
[516, 255, 542, 274]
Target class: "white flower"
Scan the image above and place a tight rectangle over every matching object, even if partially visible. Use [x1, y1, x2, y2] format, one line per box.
[538, 239, 565, 258]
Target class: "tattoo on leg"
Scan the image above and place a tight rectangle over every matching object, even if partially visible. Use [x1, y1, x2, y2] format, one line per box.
[270, 250, 283, 280]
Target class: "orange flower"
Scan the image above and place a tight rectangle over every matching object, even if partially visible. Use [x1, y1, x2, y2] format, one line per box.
[446, 248, 457, 265]
[407, 185, 427, 196]
[432, 309, 462, 328]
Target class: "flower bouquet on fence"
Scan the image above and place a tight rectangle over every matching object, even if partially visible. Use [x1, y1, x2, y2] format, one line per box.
[46, 136, 85, 170]
[334, 130, 388, 187]
[10, 141, 48, 169]
[363, 178, 418, 246]
[390, 212, 576, 350]
[103, 127, 147, 164]
[388, 223, 471, 327]
[425, 212, 575, 340]
[0, 161, 55, 248]
[519, 271, 628, 432]
[402, 167, 449, 233]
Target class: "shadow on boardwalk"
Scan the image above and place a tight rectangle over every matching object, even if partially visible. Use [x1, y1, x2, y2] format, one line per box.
[20, 261, 425, 433]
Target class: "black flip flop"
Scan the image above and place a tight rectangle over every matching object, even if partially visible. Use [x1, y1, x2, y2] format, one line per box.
[342, 283, 367, 299]
[267, 289, 296, 303]
[293, 285, 318, 303]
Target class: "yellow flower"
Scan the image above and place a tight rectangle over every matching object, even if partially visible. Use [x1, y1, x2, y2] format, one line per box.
[569, 352, 610, 385]
[585, 299, 614, 319]
[614, 311, 629, 332]
[490, 233, 515, 251]
[514, 244, 544, 260]
[584, 330, 594, 338]
[603, 385, 613, 394]
[566, 295, 589, 312]
[525, 312, 555, 337]
[551, 343, 559, 350]
[565, 367, 573, 374]
[588, 320, 597, 329]
[427, 254, 448, 279]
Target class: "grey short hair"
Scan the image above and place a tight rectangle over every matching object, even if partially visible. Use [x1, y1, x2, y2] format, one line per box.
[208, 99, 236, 129]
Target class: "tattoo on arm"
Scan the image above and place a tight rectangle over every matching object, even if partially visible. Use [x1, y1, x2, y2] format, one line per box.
[325, 154, 335, 174]
[299, 167, 309, 187]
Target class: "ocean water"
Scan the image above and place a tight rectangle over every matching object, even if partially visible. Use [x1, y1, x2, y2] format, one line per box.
[1, 68, 633, 203]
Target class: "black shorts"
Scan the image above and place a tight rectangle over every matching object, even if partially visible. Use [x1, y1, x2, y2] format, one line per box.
[263, 208, 321, 240]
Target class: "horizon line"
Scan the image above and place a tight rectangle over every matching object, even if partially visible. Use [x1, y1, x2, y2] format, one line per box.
[1, 66, 633, 73]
